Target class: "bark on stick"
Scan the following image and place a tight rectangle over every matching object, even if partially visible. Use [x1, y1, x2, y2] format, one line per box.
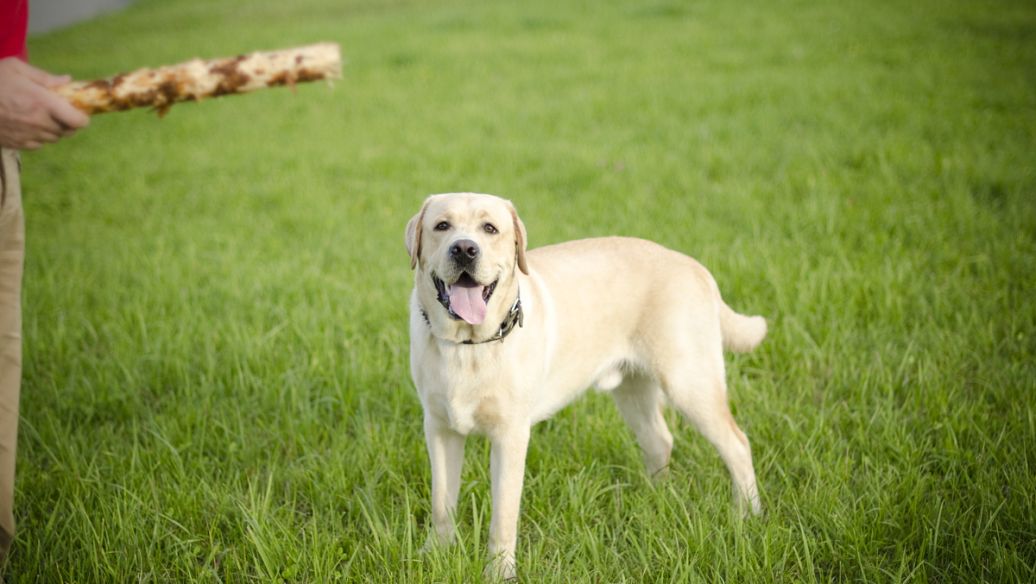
[55, 43, 341, 116]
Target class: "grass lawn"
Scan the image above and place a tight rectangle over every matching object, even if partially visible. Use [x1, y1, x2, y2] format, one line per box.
[6, 0, 1036, 580]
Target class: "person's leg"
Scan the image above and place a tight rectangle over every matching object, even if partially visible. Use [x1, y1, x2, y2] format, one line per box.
[0, 148, 25, 561]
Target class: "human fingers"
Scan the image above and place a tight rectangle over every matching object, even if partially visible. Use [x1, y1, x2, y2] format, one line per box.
[3, 90, 77, 145]
[34, 129, 63, 145]
[14, 65, 88, 129]
[43, 74, 73, 89]
[0, 125, 56, 150]
[11, 58, 72, 89]
[44, 90, 90, 130]
[10, 121, 63, 147]
[15, 82, 90, 136]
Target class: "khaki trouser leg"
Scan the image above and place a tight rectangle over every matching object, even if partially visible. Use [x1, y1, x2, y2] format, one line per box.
[0, 148, 24, 560]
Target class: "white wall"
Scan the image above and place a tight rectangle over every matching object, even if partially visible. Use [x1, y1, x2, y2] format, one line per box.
[28, 0, 134, 34]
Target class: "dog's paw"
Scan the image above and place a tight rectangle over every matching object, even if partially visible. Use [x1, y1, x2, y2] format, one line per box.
[649, 464, 671, 483]
[484, 553, 517, 581]
[419, 529, 456, 554]
[735, 489, 763, 519]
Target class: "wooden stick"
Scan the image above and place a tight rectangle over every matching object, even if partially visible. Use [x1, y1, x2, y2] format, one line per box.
[54, 43, 341, 116]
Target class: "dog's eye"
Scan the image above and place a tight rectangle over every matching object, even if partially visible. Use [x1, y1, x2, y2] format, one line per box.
[434, 221, 450, 231]
[483, 223, 498, 234]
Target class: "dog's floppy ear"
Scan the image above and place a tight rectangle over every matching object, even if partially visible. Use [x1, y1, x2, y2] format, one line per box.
[405, 200, 429, 270]
[509, 201, 529, 275]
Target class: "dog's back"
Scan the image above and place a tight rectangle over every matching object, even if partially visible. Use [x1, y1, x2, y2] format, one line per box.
[528, 236, 765, 358]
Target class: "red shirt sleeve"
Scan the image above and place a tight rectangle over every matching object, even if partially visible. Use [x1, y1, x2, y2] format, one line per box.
[1, 0, 29, 61]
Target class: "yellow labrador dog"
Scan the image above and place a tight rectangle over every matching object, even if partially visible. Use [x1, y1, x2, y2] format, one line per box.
[406, 193, 766, 579]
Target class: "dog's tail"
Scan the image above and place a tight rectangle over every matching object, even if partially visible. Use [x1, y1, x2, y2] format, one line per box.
[719, 302, 767, 353]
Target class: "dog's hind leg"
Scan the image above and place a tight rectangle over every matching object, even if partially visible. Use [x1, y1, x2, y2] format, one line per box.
[660, 358, 762, 516]
[612, 374, 674, 478]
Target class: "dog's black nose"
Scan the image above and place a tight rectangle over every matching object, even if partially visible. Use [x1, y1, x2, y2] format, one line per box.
[450, 239, 480, 265]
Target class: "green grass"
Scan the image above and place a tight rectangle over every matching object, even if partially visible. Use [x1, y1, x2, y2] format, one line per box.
[5, 0, 1035, 580]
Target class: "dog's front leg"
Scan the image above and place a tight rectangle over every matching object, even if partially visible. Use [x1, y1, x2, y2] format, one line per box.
[486, 424, 530, 580]
[424, 415, 466, 549]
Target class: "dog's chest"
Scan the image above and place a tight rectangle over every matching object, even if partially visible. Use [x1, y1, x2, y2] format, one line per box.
[421, 346, 511, 435]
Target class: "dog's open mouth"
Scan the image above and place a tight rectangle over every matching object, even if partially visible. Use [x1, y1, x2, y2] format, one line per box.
[433, 272, 498, 325]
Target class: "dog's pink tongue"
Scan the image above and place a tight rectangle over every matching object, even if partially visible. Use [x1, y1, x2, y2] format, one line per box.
[449, 284, 487, 325]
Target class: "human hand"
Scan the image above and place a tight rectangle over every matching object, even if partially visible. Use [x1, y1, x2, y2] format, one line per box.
[0, 57, 90, 150]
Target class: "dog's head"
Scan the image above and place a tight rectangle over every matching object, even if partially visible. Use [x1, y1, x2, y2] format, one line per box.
[406, 193, 528, 328]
